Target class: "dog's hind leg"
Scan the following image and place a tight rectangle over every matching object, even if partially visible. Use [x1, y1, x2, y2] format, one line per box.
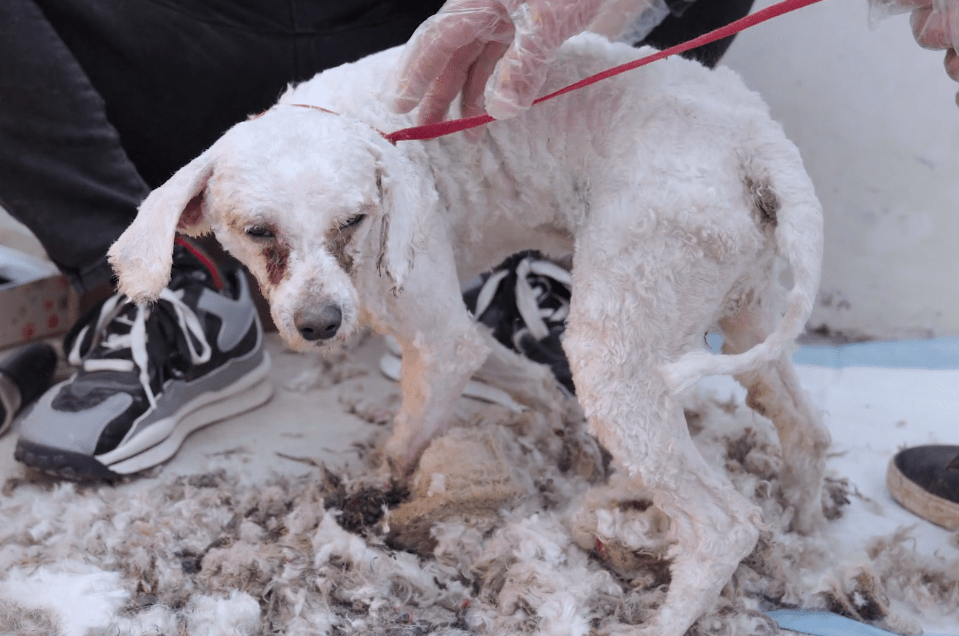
[719, 302, 831, 534]
[563, 252, 762, 636]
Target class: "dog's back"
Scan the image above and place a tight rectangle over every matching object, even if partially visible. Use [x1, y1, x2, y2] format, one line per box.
[520, 35, 823, 391]
[282, 33, 822, 388]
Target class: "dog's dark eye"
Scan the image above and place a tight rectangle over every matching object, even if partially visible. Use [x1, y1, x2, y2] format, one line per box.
[339, 214, 365, 230]
[246, 225, 274, 239]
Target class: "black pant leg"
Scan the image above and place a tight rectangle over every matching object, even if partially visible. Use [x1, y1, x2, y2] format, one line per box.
[35, 0, 446, 190]
[2, 0, 444, 292]
[0, 0, 152, 291]
[643, 0, 757, 68]
[33, 0, 301, 190]
[292, 0, 445, 79]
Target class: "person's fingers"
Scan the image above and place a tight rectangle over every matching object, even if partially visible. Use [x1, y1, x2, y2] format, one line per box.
[458, 42, 508, 142]
[484, 0, 609, 119]
[937, 0, 959, 51]
[483, 51, 546, 118]
[391, 18, 459, 113]
[912, 5, 953, 49]
[945, 46, 959, 81]
[893, 0, 935, 9]
[415, 40, 488, 124]
[946, 49, 959, 108]
[461, 41, 508, 118]
[390, 3, 509, 113]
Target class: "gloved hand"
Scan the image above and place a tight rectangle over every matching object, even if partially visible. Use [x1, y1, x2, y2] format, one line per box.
[913, 0, 959, 98]
[903, 0, 958, 49]
[389, 0, 661, 124]
[870, 0, 959, 103]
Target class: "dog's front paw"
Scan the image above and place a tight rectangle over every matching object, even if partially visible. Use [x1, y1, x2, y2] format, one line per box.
[382, 431, 428, 478]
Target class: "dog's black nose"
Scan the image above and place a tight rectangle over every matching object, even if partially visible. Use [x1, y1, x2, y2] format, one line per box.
[295, 305, 342, 341]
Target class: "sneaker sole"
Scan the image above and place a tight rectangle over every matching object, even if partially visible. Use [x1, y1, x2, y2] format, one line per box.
[15, 352, 273, 481]
[99, 351, 274, 474]
[886, 455, 959, 530]
[106, 375, 273, 475]
[15, 440, 122, 482]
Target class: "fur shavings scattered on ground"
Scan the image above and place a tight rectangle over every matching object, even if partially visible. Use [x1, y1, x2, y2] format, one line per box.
[0, 390, 957, 635]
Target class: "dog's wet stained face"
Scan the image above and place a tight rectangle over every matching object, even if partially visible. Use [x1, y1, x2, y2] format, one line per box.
[204, 110, 384, 351]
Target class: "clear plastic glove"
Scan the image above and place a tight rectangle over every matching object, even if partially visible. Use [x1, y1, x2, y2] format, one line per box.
[869, 0, 959, 102]
[389, 0, 663, 124]
[909, 0, 959, 50]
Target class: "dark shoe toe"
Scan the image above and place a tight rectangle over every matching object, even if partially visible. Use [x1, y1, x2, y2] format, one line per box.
[887, 444, 959, 530]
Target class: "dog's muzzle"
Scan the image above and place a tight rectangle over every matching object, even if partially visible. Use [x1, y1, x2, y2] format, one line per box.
[295, 304, 342, 341]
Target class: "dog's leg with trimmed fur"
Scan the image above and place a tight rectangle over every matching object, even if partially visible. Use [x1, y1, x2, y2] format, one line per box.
[720, 305, 831, 534]
[383, 319, 490, 474]
[563, 234, 764, 636]
[370, 232, 494, 474]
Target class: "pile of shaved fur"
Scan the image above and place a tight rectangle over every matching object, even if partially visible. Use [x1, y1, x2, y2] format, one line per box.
[1, 388, 957, 636]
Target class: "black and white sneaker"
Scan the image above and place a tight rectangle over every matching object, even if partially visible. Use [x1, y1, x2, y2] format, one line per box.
[463, 251, 575, 394]
[378, 252, 574, 403]
[0, 343, 58, 437]
[14, 241, 272, 481]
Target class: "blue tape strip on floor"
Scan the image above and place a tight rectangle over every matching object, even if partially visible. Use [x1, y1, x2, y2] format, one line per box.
[705, 333, 959, 370]
[793, 337, 959, 370]
[766, 610, 957, 636]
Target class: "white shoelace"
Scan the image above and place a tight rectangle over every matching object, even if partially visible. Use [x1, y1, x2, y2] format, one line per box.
[67, 288, 212, 409]
[472, 257, 572, 341]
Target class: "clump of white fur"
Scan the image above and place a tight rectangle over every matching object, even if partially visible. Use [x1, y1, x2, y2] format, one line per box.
[1, 386, 952, 635]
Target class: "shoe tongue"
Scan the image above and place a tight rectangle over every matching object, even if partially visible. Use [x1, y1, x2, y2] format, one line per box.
[170, 240, 224, 293]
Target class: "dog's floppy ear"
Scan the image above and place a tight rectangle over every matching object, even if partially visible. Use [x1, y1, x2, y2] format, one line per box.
[108, 147, 216, 303]
[371, 144, 437, 293]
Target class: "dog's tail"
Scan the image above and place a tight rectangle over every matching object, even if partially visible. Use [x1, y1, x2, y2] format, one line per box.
[662, 143, 823, 394]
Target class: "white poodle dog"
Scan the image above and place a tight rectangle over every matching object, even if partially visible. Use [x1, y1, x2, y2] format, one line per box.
[109, 33, 830, 636]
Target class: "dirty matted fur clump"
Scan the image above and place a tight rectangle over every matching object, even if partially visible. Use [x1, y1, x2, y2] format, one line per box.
[0, 390, 956, 635]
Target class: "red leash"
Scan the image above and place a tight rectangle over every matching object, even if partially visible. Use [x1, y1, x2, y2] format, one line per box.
[385, 0, 827, 143]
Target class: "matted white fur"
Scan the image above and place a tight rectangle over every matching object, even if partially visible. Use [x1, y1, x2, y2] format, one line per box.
[108, 33, 830, 636]
[0, 565, 127, 636]
[0, 388, 954, 636]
